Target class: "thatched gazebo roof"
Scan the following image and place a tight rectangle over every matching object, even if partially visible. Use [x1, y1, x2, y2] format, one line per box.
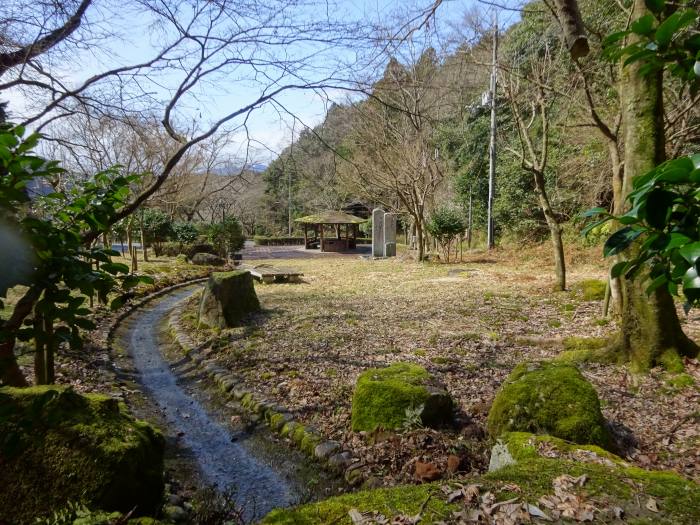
[294, 211, 366, 225]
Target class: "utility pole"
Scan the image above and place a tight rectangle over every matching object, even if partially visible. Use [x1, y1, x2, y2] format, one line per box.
[467, 185, 473, 249]
[486, 12, 498, 250]
[288, 121, 295, 236]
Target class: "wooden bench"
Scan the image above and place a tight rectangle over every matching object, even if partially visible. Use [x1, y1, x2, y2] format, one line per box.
[242, 264, 304, 284]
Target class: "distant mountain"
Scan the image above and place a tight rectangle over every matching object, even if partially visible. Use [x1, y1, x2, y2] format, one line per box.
[210, 161, 267, 176]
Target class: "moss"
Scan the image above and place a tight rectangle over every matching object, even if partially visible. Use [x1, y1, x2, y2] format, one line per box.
[556, 337, 610, 364]
[351, 363, 452, 431]
[659, 350, 685, 373]
[260, 484, 455, 524]
[487, 362, 612, 450]
[489, 432, 700, 524]
[261, 433, 700, 524]
[291, 424, 308, 445]
[301, 433, 321, 456]
[576, 279, 607, 301]
[268, 412, 287, 432]
[0, 386, 164, 524]
[664, 373, 695, 390]
[280, 421, 297, 438]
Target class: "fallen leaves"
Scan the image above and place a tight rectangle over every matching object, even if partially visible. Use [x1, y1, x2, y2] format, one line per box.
[538, 475, 595, 522]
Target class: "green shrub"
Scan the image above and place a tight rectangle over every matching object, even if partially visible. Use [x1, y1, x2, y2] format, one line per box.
[253, 236, 305, 246]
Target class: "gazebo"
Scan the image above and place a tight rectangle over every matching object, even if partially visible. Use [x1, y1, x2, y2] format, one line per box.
[295, 211, 367, 252]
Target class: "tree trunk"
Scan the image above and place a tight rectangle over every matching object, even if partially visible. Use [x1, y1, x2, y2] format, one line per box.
[141, 227, 149, 262]
[34, 313, 46, 385]
[0, 286, 41, 386]
[615, 0, 699, 369]
[44, 316, 55, 384]
[127, 223, 137, 273]
[415, 220, 425, 261]
[533, 171, 566, 291]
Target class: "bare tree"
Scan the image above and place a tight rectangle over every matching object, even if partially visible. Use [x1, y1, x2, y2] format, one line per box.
[502, 42, 567, 290]
[344, 46, 449, 261]
[0, 0, 445, 386]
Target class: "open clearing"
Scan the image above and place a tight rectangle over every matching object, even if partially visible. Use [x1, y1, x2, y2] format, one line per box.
[177, 247, 700, 486]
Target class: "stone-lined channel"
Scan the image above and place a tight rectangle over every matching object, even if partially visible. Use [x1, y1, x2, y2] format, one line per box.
[120, 285, 302, 522]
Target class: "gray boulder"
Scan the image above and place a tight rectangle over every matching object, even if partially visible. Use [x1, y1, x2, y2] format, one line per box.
[191, 252, 225, 266]
[198, 271, 260, 328]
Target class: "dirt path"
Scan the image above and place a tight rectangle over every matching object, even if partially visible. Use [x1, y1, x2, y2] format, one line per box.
[121, 285, 300, 521]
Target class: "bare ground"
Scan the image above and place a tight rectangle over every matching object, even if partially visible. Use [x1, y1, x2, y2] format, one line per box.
[175, 245, 699, 488]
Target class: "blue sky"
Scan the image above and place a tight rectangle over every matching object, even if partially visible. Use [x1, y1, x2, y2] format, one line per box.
[7, 0, 519, 164]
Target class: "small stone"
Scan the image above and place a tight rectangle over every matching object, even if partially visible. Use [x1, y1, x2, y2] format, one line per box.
[327, 451, 353, 470]
[163, 505, 187, 523]
[488, 440, 516, 472]
[314, 441, 341, 460]
[344, 467, 364, 486]
[232, 388, 245, 400]
[362, 476, 383, 489]
[168, 493, 182, 506]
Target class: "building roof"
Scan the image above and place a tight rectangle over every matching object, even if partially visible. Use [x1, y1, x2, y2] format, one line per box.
[294, 211, 367, 225]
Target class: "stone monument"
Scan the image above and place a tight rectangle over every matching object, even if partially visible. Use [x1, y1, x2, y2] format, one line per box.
[372, 208, 385, 257]
[383, 212, 397, 257]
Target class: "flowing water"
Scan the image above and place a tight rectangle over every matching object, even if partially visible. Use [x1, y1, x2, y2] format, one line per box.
[122, 285, 300, 521]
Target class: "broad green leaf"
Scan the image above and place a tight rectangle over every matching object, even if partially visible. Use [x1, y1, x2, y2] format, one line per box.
[611, 261, 629, 278]
[665, 233, 692, 252]
[110, 296, 126, 311]
[579, 207, 609, 219]
[603, 227, 644, 257]
[679, 241, 700, 264]
[646, 274, 668, 295]
[657, 168, 690, 183]
[683, 266, 700, 290]
[631, 15, 655, 36]
[581, 217, 611, 237]
[643, 189, 675, 228]
[691, 153, 700, 169]
[603, 30, 629, 46]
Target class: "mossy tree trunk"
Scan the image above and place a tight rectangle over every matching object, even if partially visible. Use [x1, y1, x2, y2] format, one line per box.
[34, 313, 46, 385]
[615, 0, 699, 369]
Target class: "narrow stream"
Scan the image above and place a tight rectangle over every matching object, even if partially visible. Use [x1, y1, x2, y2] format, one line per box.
[123, 285, 298, 521]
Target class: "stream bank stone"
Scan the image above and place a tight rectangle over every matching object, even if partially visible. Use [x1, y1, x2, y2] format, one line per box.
[0, 386, 164, 524]
[487, 361, 612, 449]
[351, 362, 453, 431]
[198, 270, 260, 328]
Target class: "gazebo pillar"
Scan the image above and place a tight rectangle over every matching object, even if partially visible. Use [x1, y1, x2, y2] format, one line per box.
[303, 224, 308, 249]
[319, 224, 324, 251]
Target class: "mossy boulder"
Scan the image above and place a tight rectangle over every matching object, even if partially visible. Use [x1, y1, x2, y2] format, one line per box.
[487, 361, 612, 450]
[198, 270, 260, 328]
[261, 430, 700, 524]
[0, 386, 165, 525]
[351, 363, 453, 431]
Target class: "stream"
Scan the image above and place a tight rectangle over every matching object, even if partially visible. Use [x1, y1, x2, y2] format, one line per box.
[120, 285, 302, 521]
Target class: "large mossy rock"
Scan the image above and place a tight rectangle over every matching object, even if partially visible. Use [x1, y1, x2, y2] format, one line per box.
[351, 362, 453, 431]
[487, 361, 612, 449]
[198, 270, 260, 328]
[0, 386, 165, 524]
[261, 431, 700, 524]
